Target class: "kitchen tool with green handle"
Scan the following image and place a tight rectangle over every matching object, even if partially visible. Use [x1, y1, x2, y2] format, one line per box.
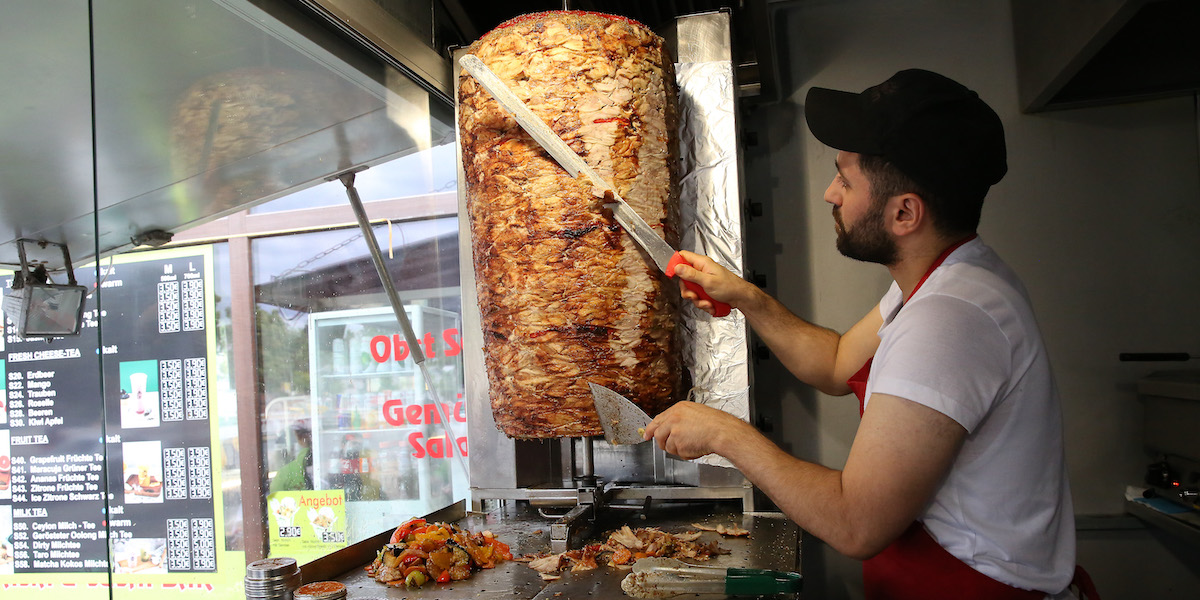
[627, 557, 802, 597]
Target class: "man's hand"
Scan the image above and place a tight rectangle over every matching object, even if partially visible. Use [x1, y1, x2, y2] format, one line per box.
[670, 250, 755, 317]
[642, 401, 756, 460]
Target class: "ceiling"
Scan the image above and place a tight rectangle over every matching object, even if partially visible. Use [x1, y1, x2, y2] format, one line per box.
[435, 0, 765, 46]
[0, 0, 777, 275]
[298, 0, 782, 106]
[1013, 0, 1200, 111]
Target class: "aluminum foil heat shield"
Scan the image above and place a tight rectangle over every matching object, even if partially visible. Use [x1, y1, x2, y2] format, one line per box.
[676, 56, 749, 470]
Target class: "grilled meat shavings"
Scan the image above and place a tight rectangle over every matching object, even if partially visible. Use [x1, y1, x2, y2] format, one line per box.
[691, 522, 751, 537]
[459, 10, 682, 439]
[524, 526, 727, 578]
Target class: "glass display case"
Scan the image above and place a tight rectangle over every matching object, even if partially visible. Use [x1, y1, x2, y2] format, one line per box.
[306, 305, 465, 543]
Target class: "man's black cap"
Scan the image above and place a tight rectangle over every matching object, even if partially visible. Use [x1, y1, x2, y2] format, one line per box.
[805, 69, 1007, 201]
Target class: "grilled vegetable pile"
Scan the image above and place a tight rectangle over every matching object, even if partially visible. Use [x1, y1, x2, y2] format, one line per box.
[365, 518, 513, 587]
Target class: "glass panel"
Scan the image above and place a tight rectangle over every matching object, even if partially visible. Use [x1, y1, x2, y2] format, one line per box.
[0, 0, 94, 268]
[250, 141, 459, 214]
[0, 263, 107, 599]
[1, 0, 458, 595]
[83, 0, 454, 263]
[1, 242, 234, 598]
[98, 246, 232, 595]
[254, 217, 464, 562]
[211, 243, 242, 554]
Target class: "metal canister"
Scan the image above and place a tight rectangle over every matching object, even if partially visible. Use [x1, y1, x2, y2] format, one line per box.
[293, 581, 348, 600]
[245, 557, 301, 600]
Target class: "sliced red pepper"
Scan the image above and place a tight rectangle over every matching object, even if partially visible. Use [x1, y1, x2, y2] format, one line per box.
[484, 537, 513, 561]
[436, 570, 452, 583]
[402, 564, 429, 577]
[389, 518, 427, 544]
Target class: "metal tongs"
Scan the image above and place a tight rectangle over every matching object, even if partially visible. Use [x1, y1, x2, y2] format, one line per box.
[625, 557, 802, 597]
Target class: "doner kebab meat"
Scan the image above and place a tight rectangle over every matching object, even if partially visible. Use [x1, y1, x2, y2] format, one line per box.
[458, 11, 683, 438]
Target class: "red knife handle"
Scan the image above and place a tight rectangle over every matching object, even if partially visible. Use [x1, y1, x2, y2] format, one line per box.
[667, 252, 732, 317]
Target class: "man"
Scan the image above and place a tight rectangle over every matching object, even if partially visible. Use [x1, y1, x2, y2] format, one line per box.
[269, 419, 313, 493]
[645, 70, 1078, 599]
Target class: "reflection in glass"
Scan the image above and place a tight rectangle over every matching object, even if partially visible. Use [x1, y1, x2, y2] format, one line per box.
[248, 143, 458, 214]
[210, 243, 243, 552]
[254, 215, 463, 557]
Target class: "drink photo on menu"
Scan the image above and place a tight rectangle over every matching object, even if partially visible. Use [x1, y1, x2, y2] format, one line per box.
[121, 440, 165, 504]
[118, 360, 161, 429]
[0, 358, 7, 426]
[111, 537, 167, 575]
[0, 506, 13, 575]
[0, 430, 10, 502]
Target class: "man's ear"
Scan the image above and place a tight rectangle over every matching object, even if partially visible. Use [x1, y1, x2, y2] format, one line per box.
[888, 192, 924, 237]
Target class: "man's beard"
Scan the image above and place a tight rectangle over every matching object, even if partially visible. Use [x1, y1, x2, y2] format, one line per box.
[834, 198, 898, 266]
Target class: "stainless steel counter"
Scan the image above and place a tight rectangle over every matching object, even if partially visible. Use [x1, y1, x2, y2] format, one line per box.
[309, 500, 800, 599]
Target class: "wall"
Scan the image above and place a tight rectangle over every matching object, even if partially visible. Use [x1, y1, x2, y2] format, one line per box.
[741, 0, 1200, 597]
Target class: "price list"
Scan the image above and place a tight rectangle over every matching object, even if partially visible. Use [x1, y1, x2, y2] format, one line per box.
[0, 248, 220, 579]
[2, 362, 109, 573]
[160, 359, 184, 422]
[184, 357, 208, 421]
[163, 447, 188, 501]
[157, 280, 181, 334]
[182, 277, 205, 332]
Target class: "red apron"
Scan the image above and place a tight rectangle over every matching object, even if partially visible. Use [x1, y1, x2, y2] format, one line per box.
[848, 236, 1102, 599]
[849, 235, 1044, 600]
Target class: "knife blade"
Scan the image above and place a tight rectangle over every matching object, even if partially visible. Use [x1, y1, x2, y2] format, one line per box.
[604, 201, 731, 317]
[588, 382, 653, 445]
[459, 53, 732, 318]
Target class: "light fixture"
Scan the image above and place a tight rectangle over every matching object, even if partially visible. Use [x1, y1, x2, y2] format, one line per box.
[1, 239, 87, 338]
[131, 229, 173, 248]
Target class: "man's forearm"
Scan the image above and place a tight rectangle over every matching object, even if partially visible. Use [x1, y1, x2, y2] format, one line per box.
[736, 285, 849, 395]
[711, 422, 871, 557]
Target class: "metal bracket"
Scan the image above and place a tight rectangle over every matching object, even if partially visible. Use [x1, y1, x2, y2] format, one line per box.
[549, 484, 608, 553]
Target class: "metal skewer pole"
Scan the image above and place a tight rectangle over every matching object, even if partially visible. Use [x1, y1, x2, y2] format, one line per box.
[332, 167, 470, 479]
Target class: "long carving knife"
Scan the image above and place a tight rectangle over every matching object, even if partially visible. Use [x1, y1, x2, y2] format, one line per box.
[459, 54, 731, 317]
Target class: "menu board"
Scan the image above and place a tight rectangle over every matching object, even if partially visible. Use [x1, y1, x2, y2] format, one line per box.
[0, 247, 243, 598]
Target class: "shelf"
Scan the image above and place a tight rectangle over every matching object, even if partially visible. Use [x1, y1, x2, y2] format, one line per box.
[319, 427, 419, 435]
[1126, 499, 1200, 548]
[320, 370, 416, 379]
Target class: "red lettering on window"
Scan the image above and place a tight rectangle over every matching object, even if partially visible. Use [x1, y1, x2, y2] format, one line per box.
[443, 328, 462, 357]
[392, 335, 410, 361]
[382, 399, 406, 426]
[424, 404, 442, 425]
[370, 335, 390, 362]
[408, 431, 426, 459]
[405, 404, 423, 425]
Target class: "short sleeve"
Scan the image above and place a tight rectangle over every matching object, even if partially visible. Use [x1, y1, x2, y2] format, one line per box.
[878, 282, 903, 319]
[867, 293, 1012, 432]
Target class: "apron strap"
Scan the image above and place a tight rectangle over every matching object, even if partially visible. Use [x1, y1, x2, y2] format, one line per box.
[846, 234, 976, 415]
[1071, 565, 1102, 600]
[849, 357, 873, 417]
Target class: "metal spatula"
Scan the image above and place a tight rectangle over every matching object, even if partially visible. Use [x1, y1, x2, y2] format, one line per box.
[588, 382, 653, 445]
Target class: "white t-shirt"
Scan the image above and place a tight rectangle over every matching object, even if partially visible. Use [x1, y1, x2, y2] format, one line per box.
[864, 237, 1075, 594]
